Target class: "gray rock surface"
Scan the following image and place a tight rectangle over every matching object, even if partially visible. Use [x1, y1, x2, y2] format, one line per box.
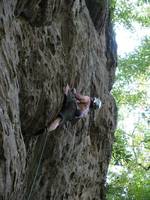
[0, 0, 117, 199]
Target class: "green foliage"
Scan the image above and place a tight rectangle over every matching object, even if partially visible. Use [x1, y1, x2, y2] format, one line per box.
[107, 2, 150, 199]
[107, 167, 150, 200]
[107, 112, 150, 199]
[116, 37, 150, 83]
[112, 129, 132, 165]
[107, 37, 150, 197]
[110, 0, 150, 28]
[113, 37, 150, 106]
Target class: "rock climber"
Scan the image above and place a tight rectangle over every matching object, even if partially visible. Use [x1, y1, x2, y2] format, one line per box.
[35, 84, 102, 135]
[46, 84, 102, 132]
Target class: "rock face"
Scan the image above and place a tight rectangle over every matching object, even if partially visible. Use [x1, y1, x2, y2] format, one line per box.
[0, 0, 117, 200]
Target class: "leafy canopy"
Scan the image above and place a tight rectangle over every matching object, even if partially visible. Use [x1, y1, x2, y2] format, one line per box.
[107, 0, 150, 199]
[107, 37, 150, 200]
[110, 0, 150, 28]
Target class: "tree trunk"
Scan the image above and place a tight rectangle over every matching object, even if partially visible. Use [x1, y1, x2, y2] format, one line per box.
[0, 0, 117, 199]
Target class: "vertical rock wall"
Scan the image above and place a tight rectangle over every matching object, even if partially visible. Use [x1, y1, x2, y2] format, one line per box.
[0, 0, 117, 199]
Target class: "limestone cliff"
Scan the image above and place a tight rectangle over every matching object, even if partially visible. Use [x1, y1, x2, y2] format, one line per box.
[0, 0, 117, 199]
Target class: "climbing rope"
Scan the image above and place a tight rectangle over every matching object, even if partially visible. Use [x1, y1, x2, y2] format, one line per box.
[27, 129, 48, 200]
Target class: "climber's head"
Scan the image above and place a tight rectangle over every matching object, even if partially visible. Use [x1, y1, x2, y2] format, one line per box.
[90, 97, 102, 110]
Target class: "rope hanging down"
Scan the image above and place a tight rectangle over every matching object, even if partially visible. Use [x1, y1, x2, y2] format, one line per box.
[27, 129, 48, 200]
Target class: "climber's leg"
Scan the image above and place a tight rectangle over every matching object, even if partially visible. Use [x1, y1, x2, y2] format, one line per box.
[47, 117, 62, 132]
[34, 87, 77, 135]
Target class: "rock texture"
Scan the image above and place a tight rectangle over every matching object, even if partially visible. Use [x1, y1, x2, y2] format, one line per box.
[0, 0, 117, 199]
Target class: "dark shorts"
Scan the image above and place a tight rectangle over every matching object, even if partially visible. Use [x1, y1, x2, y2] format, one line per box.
[58, 90, 80, 125]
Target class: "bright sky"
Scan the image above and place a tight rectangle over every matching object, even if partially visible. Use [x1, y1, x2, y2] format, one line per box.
[115, 23, 150, 57]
